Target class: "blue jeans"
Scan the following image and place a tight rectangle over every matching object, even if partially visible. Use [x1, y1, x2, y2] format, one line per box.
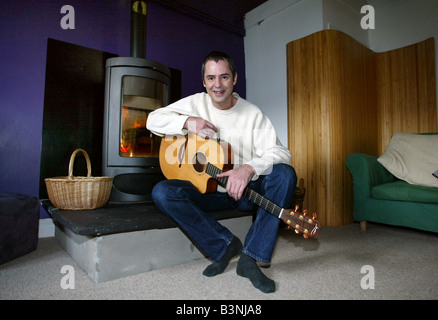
[152, 163, 297, 264]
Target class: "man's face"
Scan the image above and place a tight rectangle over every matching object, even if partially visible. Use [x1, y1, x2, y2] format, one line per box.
[203, 59, 237, 110]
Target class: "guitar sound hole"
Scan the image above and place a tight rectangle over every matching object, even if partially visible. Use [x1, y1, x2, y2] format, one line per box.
[193, 152, 207, 173]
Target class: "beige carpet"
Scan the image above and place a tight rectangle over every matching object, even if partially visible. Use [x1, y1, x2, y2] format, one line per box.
[1, 222, 437, 300]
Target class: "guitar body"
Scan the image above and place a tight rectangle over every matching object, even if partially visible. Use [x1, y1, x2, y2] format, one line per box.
[159, 133, 233, 193]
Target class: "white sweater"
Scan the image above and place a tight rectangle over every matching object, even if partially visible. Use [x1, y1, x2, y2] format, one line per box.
[146, 92, 291, 179]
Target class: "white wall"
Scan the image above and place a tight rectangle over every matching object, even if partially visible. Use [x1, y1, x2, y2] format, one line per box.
[244, 0, 323, 146]
[368, 0, 438, 52]
[368, 0, 438, 126]
[244, 0, 438, 145]
[322, 0, 369, 46]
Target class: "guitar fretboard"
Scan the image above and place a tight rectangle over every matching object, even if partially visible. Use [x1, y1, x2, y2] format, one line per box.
[205, 163, 283, 217]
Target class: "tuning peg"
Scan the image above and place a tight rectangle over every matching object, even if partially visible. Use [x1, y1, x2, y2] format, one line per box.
[303, 209, 308, 214]
[303, 234, 309, 239]
[295, 205, 300, 212]
[312, 212, 318, 219]
[294, 229, 300, 234]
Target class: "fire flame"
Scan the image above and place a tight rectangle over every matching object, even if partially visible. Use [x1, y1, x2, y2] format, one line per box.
[120, 106, 150, 156]
[120, 138, 130, 153]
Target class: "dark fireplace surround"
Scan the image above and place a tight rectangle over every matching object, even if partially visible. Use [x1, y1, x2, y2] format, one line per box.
[40, 1, 179, 206]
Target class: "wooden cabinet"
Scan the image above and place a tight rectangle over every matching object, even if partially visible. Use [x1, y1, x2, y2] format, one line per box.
[287, 30, 436, 226]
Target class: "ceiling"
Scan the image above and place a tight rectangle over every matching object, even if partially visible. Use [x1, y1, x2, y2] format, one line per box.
[152, 0, 268, 35]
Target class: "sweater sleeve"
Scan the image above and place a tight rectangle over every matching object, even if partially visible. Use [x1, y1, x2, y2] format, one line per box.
[244, 114, 291, 178]
[146, 95, 196, 137]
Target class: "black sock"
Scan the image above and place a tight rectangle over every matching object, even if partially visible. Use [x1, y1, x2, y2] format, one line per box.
[203, 236, 243, 277]
[236, 253, 275, 293]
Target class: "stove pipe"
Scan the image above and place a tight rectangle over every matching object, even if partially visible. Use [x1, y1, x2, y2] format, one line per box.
[130, 1, 147, 58]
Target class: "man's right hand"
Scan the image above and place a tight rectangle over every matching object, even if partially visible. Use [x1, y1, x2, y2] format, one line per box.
[184, 116, 218, 139]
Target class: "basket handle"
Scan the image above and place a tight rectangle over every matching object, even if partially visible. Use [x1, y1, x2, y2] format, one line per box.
[68, 148, 92, 180]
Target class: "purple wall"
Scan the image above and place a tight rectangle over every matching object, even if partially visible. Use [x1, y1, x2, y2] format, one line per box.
[0, 0, 246, 218]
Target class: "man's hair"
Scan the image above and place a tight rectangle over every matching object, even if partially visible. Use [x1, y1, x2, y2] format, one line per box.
[201, 51, 236, 81]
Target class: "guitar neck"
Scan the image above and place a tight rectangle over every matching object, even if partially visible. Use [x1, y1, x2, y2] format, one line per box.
[206, 163, 283, 217]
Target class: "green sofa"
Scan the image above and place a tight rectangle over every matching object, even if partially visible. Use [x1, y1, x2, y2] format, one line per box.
[346, 153, 438, 233]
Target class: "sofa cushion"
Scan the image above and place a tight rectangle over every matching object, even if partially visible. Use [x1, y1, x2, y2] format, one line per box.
[378, 133, 438, 188]
[372, 180, 438, 203]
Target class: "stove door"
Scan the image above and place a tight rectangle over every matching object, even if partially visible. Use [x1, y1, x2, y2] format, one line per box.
[120, 75, 164, 158]
[104, 65, 170, 168]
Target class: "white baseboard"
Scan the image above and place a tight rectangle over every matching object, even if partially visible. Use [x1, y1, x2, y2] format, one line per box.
[39, 218, 55, 238]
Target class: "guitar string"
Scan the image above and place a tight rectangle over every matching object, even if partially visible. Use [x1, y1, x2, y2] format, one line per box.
[203, 162, 318, 231]
[206, 163, 321, 226]
[206, 162, 282, 216]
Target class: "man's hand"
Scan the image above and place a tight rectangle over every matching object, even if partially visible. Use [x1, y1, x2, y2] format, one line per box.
[217, 164, 256, 201]
[184, 116, 217, 139]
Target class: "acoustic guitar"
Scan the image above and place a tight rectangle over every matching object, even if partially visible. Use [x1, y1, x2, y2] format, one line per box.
[159, 133, 321, 238]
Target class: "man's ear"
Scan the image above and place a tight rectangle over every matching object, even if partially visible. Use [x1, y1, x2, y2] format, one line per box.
[233, 72, 238, 85]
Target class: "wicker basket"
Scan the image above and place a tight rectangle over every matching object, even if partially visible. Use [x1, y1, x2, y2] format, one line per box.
[45, 148, 113, 210]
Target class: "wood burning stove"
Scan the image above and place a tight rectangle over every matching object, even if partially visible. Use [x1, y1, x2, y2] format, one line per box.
[102, 1, 171, 202]
[102, 57, 170, 202]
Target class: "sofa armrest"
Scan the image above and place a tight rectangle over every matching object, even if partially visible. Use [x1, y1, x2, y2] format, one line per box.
[346, 153, 396, 197]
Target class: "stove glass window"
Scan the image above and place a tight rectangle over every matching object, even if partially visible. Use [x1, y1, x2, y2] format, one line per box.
[120, 76, 167, 157]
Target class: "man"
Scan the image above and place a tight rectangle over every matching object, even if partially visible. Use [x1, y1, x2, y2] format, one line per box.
[147, 51, 297, 293]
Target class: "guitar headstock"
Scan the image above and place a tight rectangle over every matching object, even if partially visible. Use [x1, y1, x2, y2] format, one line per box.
[280, 206, 321, 239]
